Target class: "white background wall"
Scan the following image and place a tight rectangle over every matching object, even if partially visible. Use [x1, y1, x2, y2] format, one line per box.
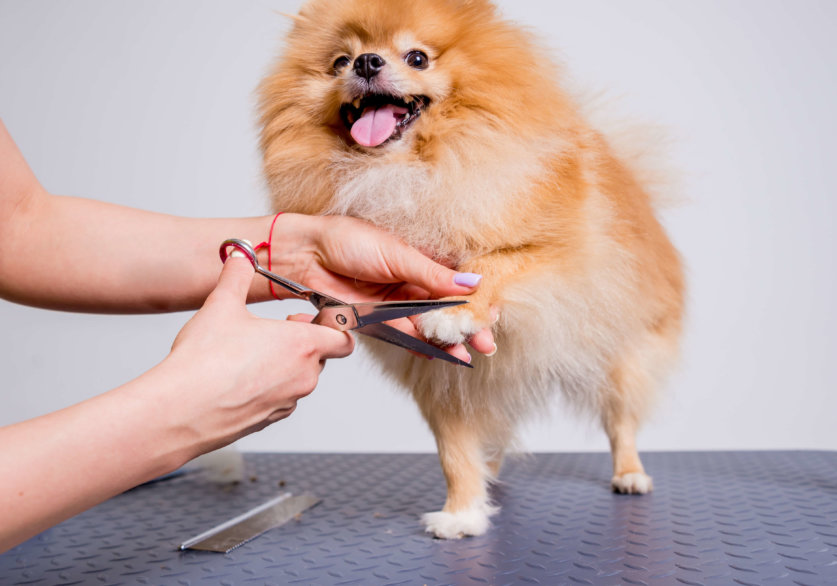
[1, 1, 834, 454]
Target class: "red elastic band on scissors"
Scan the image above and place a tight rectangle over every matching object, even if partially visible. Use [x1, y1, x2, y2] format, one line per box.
[253, 212, 284, 300]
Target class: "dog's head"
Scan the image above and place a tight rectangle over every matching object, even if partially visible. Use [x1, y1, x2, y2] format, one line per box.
[260, 0, 569, 157]
[259, 0, 577, 253]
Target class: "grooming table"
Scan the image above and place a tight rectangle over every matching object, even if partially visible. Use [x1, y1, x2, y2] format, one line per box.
[2, 452, 835, 585]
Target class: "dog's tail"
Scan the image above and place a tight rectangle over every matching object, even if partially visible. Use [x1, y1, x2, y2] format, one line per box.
[577, 88, 686, 210]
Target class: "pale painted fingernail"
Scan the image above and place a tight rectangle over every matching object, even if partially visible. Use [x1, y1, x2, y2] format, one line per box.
[230, 250, 245, 258]
[486, 343, 498, 357]
[454, 273, 482, 287]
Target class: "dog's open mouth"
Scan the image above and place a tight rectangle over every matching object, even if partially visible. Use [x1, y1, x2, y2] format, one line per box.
[340, 94, 429, 147]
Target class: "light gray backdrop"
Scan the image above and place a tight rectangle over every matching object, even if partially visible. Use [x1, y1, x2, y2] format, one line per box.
[1, 1, 834, 454]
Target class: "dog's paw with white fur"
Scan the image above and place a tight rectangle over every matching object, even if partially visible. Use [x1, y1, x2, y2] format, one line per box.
[418, 306, 484, 346]
[422, 502, 499, 539]
[611, 472, 654, 494]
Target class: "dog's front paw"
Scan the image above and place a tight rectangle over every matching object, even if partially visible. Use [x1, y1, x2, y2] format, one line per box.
[422, 503, 498, 539]
[611, 472, 654, 494]
[418, 304, 484, 346]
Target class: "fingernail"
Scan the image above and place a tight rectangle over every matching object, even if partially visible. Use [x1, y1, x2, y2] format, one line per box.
[454, 272, 482, 287]
[486, 343, 498, 357]
[230, 250, 245, 258]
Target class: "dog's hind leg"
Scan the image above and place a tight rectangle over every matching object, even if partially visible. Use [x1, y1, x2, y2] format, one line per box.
[421, 409, 497, 539]
[601, 329, 678, 494]
[602, 332, 674, 494]
[604, 406, 653, 494]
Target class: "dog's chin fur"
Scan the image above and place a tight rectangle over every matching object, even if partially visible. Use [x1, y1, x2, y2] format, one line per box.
[259, 0, 684, 539]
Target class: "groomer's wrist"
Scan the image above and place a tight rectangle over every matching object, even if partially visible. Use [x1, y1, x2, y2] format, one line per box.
[265, 212, 320, 292]
[273, 212, 319, 251]
[239, 214, 293, 303]
[132, 355, 224, 469]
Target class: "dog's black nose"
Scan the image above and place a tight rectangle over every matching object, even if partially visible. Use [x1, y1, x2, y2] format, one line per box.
[354, 53, 386, 80]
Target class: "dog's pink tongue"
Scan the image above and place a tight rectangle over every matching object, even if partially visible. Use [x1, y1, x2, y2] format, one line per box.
[351, 104, 406, 147]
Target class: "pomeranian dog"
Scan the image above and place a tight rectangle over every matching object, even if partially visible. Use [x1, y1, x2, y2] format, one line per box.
[258, 0, 684, 539]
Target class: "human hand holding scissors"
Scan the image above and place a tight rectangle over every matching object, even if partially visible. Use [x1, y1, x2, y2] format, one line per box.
[220, 238, 473, 367]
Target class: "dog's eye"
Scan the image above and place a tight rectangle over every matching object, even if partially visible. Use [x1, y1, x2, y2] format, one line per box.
[332, 55, 351, 73]
[404, 50, 429, 70]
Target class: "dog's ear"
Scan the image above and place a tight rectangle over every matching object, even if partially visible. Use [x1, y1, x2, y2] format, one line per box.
[446, 0, 498, 18]
[454, 0, 495, 8]
[278, 5, 319, 38]
[280, 11, 312, 25]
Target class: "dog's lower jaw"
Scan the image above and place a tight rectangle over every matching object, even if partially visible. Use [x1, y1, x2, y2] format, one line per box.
[422, 500, 499, 539]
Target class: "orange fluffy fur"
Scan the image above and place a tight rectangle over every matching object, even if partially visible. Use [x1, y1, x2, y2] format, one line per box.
[259, 0, 684, 539]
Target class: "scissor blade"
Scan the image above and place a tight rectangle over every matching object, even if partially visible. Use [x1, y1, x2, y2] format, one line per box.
[353, 299, 468, 328]
[356, 322, 473, 368]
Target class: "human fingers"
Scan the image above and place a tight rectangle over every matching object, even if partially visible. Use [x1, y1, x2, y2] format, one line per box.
[467, 307, 499, 356]
[322, 216, 482, 297]
[444, 343, 473, 365]
[380, 240, 483, 298]
[468, 328, 497, 356]
[265, 403, 297, 424]
[287, 313, 355, 359]
[205, 254, 256, 308]
[286, 313, 315, 323]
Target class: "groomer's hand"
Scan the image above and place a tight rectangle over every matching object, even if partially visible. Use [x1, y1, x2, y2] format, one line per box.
[270, 213, 496, 362]
[164, 253, 354, 454]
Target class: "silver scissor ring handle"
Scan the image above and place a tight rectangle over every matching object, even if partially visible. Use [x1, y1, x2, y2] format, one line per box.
[219, 238, 259, 270]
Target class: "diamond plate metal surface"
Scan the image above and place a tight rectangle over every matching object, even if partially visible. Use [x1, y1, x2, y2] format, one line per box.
[2, 452, 836, 585]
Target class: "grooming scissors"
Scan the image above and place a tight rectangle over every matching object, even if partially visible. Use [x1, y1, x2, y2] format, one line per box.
[220, 238, 472, 367]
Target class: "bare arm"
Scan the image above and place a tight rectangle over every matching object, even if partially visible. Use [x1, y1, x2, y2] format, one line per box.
[0, 120, 278, 311]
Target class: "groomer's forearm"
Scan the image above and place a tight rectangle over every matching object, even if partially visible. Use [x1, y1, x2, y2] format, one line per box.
[0, 194, 280, 313]
[0, 192, 278, 312]
[0, 119, 277, 311]
[0, 361, 201, 553]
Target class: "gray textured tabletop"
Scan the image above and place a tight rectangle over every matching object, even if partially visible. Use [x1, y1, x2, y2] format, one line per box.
[2, 452, 836, 585]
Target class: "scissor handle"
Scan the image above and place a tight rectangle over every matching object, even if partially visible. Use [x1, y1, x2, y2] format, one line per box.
[219, 238, 259, 267]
